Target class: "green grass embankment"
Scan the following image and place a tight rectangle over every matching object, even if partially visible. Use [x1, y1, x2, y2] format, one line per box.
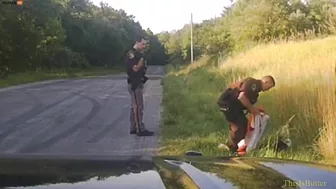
[159, 36, 336, 165]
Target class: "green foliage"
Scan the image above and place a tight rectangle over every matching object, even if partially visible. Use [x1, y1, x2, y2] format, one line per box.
[158, 0, 336, 61]
[0, 0, 167, 78]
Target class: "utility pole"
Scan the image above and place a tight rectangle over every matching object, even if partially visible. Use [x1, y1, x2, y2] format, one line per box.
[190, 12, 194, 64]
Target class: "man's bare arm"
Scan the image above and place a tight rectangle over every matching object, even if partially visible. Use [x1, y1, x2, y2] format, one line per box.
[238, 92, 259, 114]
[132, 58, 144, 72]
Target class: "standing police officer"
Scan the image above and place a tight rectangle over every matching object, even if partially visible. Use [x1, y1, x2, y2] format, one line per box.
[125, 36, 154, 136]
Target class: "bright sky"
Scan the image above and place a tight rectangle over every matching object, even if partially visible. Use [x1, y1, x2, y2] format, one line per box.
[90, 0, 232, 34]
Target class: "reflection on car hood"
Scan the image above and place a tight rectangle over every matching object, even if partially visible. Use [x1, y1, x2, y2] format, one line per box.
[0, 154, 336, 189]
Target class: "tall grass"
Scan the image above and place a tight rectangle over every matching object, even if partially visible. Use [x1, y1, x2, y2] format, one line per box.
[160, 36, 336, 165]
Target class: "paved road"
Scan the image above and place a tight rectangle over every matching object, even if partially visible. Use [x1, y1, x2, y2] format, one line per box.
[0, 66, 165, 156]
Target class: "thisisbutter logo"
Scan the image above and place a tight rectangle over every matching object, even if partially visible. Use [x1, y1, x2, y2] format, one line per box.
[283, 180, 327, 187]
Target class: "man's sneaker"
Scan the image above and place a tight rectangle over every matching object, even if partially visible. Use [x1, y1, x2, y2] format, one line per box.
[130, 130, 137, 134]
[218, 143, 228, 149]
[137, 129, 154, 136]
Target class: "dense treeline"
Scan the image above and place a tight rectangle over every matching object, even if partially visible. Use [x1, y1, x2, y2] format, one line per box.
[1, 0, 335, 78]
[0, 0, 167, 78]
[158, 0, 336, 62]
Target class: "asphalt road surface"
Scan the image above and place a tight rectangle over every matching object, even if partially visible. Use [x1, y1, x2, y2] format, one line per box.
[0, 66, 165, 156]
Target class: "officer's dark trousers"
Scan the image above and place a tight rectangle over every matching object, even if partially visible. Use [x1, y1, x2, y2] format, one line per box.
[223, 110, 248, 153]
[128, 83, 146, 132]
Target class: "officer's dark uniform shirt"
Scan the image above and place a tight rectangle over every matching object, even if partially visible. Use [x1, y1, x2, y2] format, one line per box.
[218, 77, 262, 111]
[231, 77, 262, 105]
[125, 48, 144, 81]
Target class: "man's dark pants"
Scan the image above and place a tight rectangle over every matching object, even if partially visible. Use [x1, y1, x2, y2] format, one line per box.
[223, 109, 248, 153]
[128, 83, 146, 132]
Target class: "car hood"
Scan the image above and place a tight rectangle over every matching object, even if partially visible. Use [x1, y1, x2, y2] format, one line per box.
[0, 154, 336, 189]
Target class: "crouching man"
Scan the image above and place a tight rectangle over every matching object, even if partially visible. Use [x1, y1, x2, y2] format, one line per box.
[217, 76, 275, 154]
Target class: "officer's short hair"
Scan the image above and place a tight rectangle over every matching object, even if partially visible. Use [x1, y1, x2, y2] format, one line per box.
[135, 36, 146, 43]
[262, 75, 275, 86]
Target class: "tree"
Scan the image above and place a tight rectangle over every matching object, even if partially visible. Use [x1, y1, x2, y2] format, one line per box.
[0, 0, 167, 77]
